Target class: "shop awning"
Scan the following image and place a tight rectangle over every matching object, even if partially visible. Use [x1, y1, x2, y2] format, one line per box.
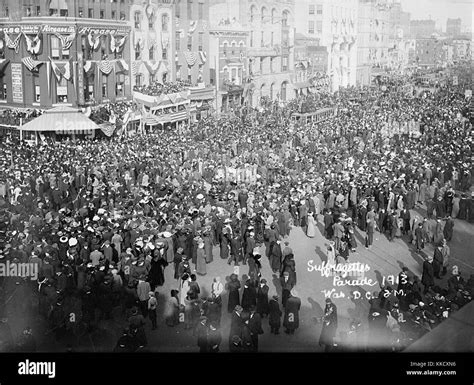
[19, 105, 100, 132]
[0, 59, 10, 76]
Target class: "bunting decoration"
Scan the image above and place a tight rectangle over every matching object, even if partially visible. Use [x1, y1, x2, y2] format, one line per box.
[188, 20, 197, 35]
[184, 51, 198, 67]
[144, 60, 160, 75]
[46, 61, 51, 96]
[0, 59, 10, 76]
[50, 59, 64, 82]
[49, 58, 71, 81]
[110, 33, 127, 54]
[115, 59, 129, 74]
[100, 123, 116, 137]
[83, 60, 94, 74]
[5, 32, 21, 53]
[21, 57, 43, 72]
[87, 32, 100, 51]
[99, 58, 113, 75]
[23, 33, 42, 55]
[198, 51, 207, 65]
[54, 32, 76, 51]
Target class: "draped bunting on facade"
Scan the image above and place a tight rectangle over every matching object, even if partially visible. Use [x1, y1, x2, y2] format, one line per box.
[83, 60, 94, 74]
[188, 21, 197, 35]
[99, 59, 113, 75]
[199, 51, 207, 65]
[110, 33, 126, 54]
[144, 60, 161, 75]
[115, 59, 129, 73]
[131, 60, 142, 76]
[184, 51, 198, 67]
[54, 32, 76, 50]
[23, 33, 42, 55]
[4, 32, 21, 53]
[21, 57, 43, 72]
[87, 32, 100, 50]
[50, 58, 71, 82]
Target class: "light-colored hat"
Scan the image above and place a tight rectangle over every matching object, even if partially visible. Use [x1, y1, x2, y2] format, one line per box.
[68, 238, 78, 247]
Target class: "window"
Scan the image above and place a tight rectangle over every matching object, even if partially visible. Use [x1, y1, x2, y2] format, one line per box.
[33, 75, 40, 103]
[135, 74, 143, 87]
[187, 0, 192, 19]
[250, 31, 253, 47]
[309, 20, 314, 34]
[261, 7, 267, 23]
[116, 74, 124, 97]
[49, 8, 58, 16]
[36, 6, 40, 16]
[270, 83, 274, 99]
[223, 42, 228, 56]
[176, 32, 181, 50]
[259, 57, 263, 72]
[188, 68, 192, 82]
[250, 5, 256, 23]
[282, 56, 288, 71]
[102, 75, 108, 98]
[309, 4, 315, 15]
[187, 36, 192, 50]
[24, 6, 31, 17]
[282, 11, 288, 27]
[84, 74, 94, 102]
[120, 12, 125, 20]
[149, 14, 155, 30]
[280, 81, 287, 101]
[162, 14, 169, 31]
[231, 42, 236, 55]
[149, 45, 155, 60]
[150, 74, 155, 84]
[134, 11, 141, 29]
[135, 42, 141, 60]
[176, 0, 180, 19]
[198, 32, 203, 51]
[60, 9, 68, 17]
[317, 4, 323, 15]
[100, 9, 105, 19]
[88, 8, 93, 18]
[261, 31, 264, 47]
[271, 32, 274, 46]
[271, 8, 277, 24]
[51, 36, 60, 59]
[3, 6, 9, 17]
[0, 81, 6, 100]
[198, 2, 203, 20]
[111, 11, 116, 19]
[162, 48, 168, 60]
[78, 7, 83, 17]
[56, 77, 68, 103]
[316, 21, 322, 33]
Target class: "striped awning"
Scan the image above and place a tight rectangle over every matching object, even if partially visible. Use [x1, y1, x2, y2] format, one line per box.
[19, 105, 99, 132]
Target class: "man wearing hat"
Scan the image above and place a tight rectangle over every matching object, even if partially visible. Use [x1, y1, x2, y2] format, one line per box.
[268, 295, 282, 334]
[283, 288, 301, 335]
[421, 255, 435, 294]
[319, 298, 338, 351]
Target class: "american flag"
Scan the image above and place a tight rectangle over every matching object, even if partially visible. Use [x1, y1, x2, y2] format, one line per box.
[99, 58, 113, 75]
[21, 57, 43, 72]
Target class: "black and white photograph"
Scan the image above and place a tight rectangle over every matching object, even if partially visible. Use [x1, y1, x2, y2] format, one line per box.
[0, 0, 472, 382]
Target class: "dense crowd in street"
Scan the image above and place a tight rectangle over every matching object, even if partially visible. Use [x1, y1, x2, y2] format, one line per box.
[133, 79, 192, 97]
[0, 71, 473, 353]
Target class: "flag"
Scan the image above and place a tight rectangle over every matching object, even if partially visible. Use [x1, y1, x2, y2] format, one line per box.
[84, 60, 94, 74]
[99, 59, 113, 75]
[21, 57, 43, 72]
[144, 60, 160, 75]
[131, 61, 141, 76]
[50, 58, 63, 81]
[5, 32, 21, 53]
[115, 59, 129, 73]
[23, 33, 42, 55]
[110, 33, 127, 54]
[199, 51, 207, 65]
[62, 61, 71, 80]
[46, 61, 51, 96]
[54, 32, 76, 50]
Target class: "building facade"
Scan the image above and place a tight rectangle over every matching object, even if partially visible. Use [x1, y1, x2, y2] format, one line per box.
[414, 37, 445, 67]
[446, 18, 461, 37]
[208, 16, 248, 114]
[410, 19, 435, 38]
[0, 0, 131, 109]
[130, 0, 175, 89]
[295, 0, 358, 92]
[174, 0, 210, 85]
[452, 38, 471, 62]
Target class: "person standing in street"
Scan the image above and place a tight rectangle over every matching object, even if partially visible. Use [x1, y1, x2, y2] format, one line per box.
[283, 289, 301, 335]
[319, 298, 338, 352]
[147, 292, 158, 330]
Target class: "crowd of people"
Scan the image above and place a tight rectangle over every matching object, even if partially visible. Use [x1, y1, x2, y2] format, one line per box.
[133, 79, 192, 97]
[0, 69, 472, 352]
[0, 109, 43, 127]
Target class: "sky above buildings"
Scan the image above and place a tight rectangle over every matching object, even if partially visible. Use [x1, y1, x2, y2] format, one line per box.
[400, 0, 472, 32]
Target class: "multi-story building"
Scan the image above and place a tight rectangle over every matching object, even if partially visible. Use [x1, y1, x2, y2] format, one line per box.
[0, 0, 131, 109]
[174, 0, 210, 85]
[446, 18, 461, 37]
[295, 0, 358, 92]
[410, 19, 436, 38]
[413, 37, 445, 67]
[208, 12, 248, 113]
[356, 0, 390, 85]
[452, 38, 471, 62]
[129, 0, 175, 89]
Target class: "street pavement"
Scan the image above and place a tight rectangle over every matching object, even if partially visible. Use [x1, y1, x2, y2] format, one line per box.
[3, 207, 474, 352]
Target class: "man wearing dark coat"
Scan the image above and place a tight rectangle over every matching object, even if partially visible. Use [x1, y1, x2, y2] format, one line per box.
[268, 295, 282, 334]
[256, 279, 269, 317]
[283, 289, 301, 335]
[433, 245, 444, 279]
[319, 298, 338, 351]
[421, 256, 435, 294]
[324, 210, 334, 239]
[241, 279, 257, 311]
[247, 306, 264, 352]
[227, 274, 241, 313]
[269, 240, 282, 273]
[229, 305, 244, 347]
[280, 271, 295, 308]
[443, 216, 454, 242]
